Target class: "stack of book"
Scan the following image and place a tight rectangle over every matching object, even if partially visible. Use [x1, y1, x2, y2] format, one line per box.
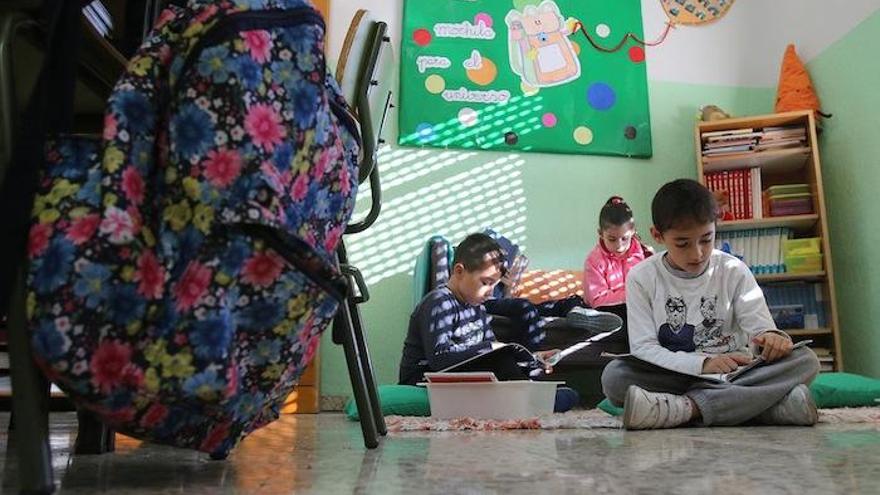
[701, 125, 808, 159]
[756, 125, 808, 151]
[761, 281, 828, 330]
[715, 227, 792, 274]
[82, 1, 114, 39]
[813, 347, 835, 372]
[765, 183, 813, 217]
[705, 168, 763, 220]
[702, 129, 761, 156]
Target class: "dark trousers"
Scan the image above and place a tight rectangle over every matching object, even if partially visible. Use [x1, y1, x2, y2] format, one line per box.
[484, 296, 587, 350]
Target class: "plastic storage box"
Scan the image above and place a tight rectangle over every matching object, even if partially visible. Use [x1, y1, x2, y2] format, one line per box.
[425, 380, 562, 419]
[783, 237, 822, 257]
[785, 253, 823, 273]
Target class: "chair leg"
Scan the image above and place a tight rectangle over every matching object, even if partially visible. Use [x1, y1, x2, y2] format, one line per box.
[346, 297, 386, 436]
[334, 302, 379, 449]
[74, 409, 114, 455]
[7, 267, 54, 494]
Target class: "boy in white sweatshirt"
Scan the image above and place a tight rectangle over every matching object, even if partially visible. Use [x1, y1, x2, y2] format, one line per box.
[601, 179, 820, 429]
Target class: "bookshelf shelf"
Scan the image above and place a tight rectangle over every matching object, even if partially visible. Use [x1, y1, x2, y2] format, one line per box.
[755, 271, 826, 283]
[717, 214, 819, 233]
[702, 147, 810, 174]
[787, 328, 833, 336]
[696, 110, 842, 370]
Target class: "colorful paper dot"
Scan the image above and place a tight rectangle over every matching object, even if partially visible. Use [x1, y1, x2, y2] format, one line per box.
[587, 83, 616, 111]
[465, 56, 498, 86]
[596, 24, 611, 38]
[624, 126, 637, 139]
[459, 108, 479, 127]
[504, 131, 519, 145]
[573, 126, 593, 145]
[425, 74, 446, 94]
[416, 123, 436, 143]
[629, 46, 646, 63]
[541, 113, 558, 128]
[571, 41, 581, 56]
[474, 13, 493, 28]
[413, 28, 431, 47]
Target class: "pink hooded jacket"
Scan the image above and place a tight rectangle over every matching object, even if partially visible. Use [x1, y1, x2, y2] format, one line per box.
[583, 238, 648, 308]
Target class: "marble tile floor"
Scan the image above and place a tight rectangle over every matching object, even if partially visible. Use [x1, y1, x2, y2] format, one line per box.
[2, 412, 879, 494]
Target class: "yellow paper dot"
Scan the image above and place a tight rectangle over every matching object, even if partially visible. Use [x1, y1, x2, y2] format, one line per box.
[573, 126, 594, 145]
[425, 74, 445, 94]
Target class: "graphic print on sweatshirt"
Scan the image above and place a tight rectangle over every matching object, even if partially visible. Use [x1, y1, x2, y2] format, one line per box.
[694, 295, 736, 353]
[657, 296, 696, 352]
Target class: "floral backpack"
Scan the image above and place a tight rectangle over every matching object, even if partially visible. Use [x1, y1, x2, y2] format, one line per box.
[24, 0, 359, 456]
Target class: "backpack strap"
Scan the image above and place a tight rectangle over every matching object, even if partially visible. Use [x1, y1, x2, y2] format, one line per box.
[0, 0, 84, 314]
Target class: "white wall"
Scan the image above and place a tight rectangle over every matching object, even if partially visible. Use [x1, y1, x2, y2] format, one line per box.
[326, 0, 880, 88]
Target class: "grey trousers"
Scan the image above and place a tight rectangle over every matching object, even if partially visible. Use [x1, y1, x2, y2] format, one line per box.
[601, 347, 821, 425]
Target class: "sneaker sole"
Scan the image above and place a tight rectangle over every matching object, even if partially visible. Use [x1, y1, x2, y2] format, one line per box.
[566, 311, 623, 335]
[795, 384, 819, 426]
[622, 385, 641, 430]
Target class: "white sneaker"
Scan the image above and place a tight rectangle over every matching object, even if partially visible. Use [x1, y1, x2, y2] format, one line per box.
[623, 385, 695, 430]
[756, 384, 818, 426]
[566, 307, 623, 335]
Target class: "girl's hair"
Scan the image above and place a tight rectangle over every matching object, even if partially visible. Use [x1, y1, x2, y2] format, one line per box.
[599, 196, 635, 230]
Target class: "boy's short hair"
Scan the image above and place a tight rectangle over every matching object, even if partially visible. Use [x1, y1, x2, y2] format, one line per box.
[453, 233, 508, 275]
[652, 179, 718, 233]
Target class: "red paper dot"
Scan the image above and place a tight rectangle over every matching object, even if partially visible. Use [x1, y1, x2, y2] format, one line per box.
[629, 46, 645, 63]
[413, 28, 432, 47]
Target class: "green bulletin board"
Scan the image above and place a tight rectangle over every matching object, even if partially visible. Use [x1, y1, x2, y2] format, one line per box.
[398, 0, 652, 157]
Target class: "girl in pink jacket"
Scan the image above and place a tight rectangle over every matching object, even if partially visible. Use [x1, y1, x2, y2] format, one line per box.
[583, 197, 652, 309]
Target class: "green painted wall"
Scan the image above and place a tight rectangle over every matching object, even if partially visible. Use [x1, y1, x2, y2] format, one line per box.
[808, 10, 880, 377]
[319, 80, 776, 398]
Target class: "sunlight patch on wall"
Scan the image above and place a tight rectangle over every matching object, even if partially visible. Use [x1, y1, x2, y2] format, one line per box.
[345, 154, 528, 286]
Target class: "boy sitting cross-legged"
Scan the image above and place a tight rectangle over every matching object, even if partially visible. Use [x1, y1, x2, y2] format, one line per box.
[601, 179, 820, 429]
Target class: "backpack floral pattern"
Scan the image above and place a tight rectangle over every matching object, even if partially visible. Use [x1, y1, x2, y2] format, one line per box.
[26, 0, 358, 456]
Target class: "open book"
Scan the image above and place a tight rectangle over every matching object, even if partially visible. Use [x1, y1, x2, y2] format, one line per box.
[440, 328, 621, 378]
[602, 340, 812, 383]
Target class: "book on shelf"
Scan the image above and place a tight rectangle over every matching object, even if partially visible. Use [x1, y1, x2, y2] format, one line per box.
[701, 124, 809, 159]
[769, 304, 805, 329]
[705, 169, 756, 221]
[762, 282, 828, 329]
[716, 227, 792, 274]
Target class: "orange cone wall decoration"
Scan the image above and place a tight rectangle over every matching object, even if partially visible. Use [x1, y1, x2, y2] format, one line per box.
[775, 44, 828, 121]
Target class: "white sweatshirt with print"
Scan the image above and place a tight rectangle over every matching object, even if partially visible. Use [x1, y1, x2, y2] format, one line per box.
[626, 250, 782, 376]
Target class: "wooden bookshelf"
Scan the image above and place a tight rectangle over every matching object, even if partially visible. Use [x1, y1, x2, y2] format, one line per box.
[717, 214, 819, 233]
[696, 110, 843, 370]
[755, 271, 825, 283]
[702, 147, 810, 174]
[787, 328, 833, 337]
